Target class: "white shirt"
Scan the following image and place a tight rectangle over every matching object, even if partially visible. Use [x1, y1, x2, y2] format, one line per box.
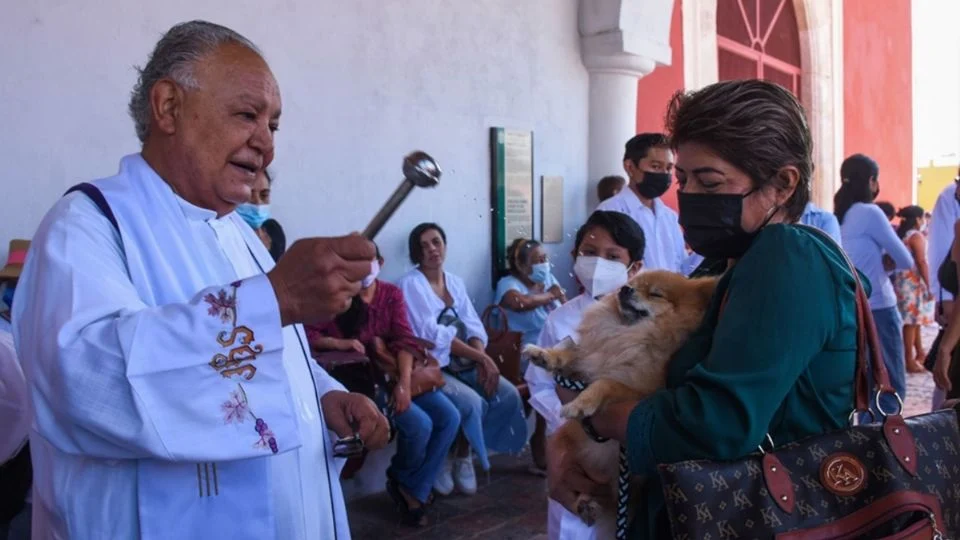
[929, 182, 960, 300]
[523, 293, 611, 540]
[13, 154, 348, 540]
[0, 328, 28, 464]
[396, 268, 488, 367]
[523, 293, 595, 435]
[596, 189, 685, 272]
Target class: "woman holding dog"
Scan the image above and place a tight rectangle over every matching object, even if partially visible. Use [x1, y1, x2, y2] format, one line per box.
[548, 80, 866, 539]
[526, 210, 645, 539]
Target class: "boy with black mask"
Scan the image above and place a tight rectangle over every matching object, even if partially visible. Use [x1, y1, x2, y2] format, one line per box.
[596, 133, 685, 272]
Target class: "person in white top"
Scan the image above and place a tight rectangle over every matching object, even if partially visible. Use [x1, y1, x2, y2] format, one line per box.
[0, 273, 31, 540]
[398, 223, 527, 497]
[13, 20, 389, 540]
[524, 210, 646, 540]
[596, 133, 684, 272]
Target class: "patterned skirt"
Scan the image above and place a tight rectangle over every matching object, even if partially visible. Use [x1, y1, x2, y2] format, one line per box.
[893, 269, 935, 325]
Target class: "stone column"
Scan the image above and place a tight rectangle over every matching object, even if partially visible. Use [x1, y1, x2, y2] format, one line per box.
[582, 54, 656, 209]
[579, 0, 674, 210]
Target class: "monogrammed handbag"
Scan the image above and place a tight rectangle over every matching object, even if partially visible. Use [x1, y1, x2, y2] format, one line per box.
[657, 228, 960, 539]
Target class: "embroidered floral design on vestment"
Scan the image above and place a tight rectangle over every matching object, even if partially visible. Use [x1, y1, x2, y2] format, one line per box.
[204, 289, 237, 324]
[221, 389, 249, 424]
[223, 384, 279, 454]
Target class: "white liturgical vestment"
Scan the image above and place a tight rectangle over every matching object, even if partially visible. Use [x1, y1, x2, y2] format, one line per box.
[13, 154, 350, 540]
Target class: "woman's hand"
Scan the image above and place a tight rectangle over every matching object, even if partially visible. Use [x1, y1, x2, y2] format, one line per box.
[546, 432, 612, 514]
[576, 399, 638, 443]
[475, 354, 501, 397]
[337, 338, 365, 354]
[934, 345, 953, 393]
[392, 381, 412, 414]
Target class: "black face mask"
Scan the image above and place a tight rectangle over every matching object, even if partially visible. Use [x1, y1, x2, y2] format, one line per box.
[633, 171, 672, 199]
[678, 190, 776, 259]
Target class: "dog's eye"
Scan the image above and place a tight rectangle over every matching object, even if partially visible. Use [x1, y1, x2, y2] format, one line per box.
[649, 290, 665, 299]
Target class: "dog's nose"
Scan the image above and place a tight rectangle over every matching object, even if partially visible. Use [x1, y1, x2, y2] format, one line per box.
[618, 286, 633, 301]
[637, 309, 650, 318]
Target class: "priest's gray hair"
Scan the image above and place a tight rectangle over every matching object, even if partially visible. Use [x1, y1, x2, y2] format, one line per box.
[128, 20, 262, 143]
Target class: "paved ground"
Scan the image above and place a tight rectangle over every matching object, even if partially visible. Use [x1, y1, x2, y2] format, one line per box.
[347, 451, 549, 540]
[346, 326, 940, 540]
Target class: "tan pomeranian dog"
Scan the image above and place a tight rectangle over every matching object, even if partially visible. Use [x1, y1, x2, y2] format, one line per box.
[524, 270, 718, 530]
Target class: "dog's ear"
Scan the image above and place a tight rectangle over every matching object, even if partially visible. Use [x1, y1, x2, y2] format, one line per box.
[691, 277, 719, 306]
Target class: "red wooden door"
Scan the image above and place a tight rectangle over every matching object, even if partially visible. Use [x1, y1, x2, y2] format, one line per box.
[717, 0, 802, 98]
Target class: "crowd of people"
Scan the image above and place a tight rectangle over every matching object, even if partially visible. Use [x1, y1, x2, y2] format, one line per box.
[2, 18, 959, 540]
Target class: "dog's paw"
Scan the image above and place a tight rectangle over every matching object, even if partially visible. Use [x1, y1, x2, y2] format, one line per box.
[575, 495, 601, 526]
[522, 345, 553, 370]
[561, 398, 599, 420]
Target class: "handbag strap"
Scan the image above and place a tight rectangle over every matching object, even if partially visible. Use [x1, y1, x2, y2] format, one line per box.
[481, 304, 510, 340]
[794, 225, 897, 413]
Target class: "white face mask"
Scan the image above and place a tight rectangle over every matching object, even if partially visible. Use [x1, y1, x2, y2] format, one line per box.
[574, 256, 630, 298]
[362, 260, 381, 289]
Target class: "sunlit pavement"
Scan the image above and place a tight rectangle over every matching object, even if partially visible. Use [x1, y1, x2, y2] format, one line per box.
[347, 326, 940, 539]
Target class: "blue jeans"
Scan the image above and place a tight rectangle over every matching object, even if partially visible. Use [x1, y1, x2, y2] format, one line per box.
[389, 389, 460, 503]
[440, 370, 527, 471]
[869, 307, 908, 418]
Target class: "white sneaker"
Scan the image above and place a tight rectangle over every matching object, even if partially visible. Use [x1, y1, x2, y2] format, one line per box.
[433, 457, 454, 496]
[452, 457, 477, 495]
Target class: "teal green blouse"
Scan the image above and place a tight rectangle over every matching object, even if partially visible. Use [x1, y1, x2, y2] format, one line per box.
[626, 224, 870, 539]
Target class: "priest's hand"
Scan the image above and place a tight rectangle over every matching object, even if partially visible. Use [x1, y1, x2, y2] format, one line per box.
[268, 234, 376, 326]
[321, 390, 390, 451]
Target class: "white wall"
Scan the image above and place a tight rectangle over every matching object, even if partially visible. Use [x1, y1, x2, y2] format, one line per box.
[1, 0, 590, 304]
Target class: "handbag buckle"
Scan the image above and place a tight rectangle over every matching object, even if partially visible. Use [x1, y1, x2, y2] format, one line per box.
[874, 389, 905, 417]
[757, 433, 775, 455]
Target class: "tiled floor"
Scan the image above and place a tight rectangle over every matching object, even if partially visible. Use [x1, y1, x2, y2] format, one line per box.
[346, 326, 941, 540]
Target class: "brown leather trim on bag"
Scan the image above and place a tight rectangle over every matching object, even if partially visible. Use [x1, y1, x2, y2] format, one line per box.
[775, 491, 943, 540]
[762, 453, 795, 514]
[883, 414, 919, 477]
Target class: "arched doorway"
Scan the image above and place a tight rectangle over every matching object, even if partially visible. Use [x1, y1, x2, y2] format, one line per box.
[716, 0, 802, 98]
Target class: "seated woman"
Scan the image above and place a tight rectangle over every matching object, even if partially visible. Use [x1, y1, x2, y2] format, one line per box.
[398, 223, 527, 497]
[236, 168, 286, 261]
[306, 246, 459, 527]
[495, 238, 566, 347]
[493, 237, 565, 474]
[524, 210, 645, 540]
[550, 80, 865, 539]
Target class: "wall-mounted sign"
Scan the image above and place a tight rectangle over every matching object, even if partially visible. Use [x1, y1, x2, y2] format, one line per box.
[541, 175, 564, 244]
[490, 128, 534, 286]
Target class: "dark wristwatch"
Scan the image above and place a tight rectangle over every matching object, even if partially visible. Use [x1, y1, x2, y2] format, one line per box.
[580, 415, 610, 443]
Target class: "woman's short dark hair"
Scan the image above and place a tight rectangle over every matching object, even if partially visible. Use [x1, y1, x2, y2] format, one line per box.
[896, 205, 925, 239]
[506, 238, 541, 278]
[408, 222, 446, 265]
[834, 153, 879, 224]
[573, 211, 646, 263]
[665, 79, 813, 222]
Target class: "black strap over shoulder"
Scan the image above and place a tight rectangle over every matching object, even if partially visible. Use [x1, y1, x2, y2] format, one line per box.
[64, 182, 120, 234]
